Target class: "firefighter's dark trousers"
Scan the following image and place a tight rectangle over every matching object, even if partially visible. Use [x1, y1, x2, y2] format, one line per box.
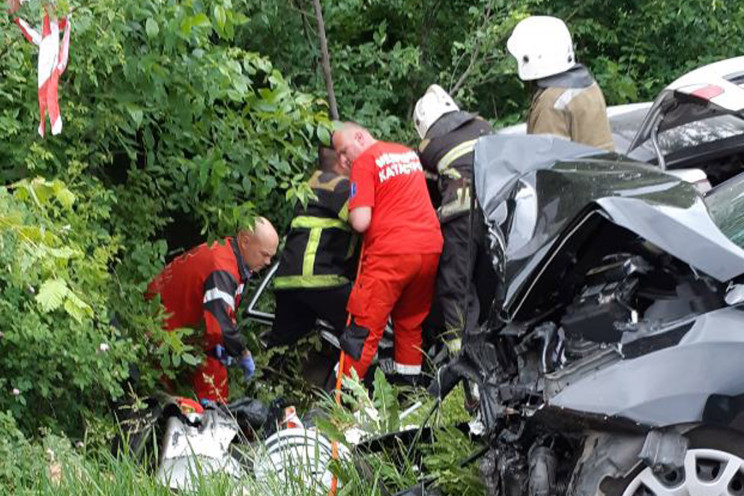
[436, 213, 494, 339]
[267, 284, 352, 347]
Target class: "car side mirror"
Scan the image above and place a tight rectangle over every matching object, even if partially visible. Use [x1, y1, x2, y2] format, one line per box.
[726, 284, 744, 306]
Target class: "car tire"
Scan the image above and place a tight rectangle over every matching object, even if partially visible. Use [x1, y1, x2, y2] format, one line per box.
[587, 427, 744, 496]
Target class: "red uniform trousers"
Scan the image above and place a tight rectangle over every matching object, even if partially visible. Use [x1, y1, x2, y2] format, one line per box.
[342, 252, 440, 379]
[159, 324, 229, 402]
[192, 356, 228, 402]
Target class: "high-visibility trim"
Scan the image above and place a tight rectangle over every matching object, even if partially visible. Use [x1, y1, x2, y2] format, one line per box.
[291, 216, 350, 231]
[438, 186, 473, 219]
[394, 362, 422, 375]
[309, 171, 345, 192]
[554, 85, 592, 110]
[274, 274, 349, 289]
[303, 228, 322, 276]
[203, 288, 235, 311]
[436, 139, 478, 173]
[338, 201, 349, 222]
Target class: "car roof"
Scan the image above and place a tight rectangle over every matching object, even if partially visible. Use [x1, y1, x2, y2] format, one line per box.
[664, 56, 744, 112]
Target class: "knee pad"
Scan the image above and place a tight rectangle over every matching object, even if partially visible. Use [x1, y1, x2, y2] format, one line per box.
[339, 318, 370, 360]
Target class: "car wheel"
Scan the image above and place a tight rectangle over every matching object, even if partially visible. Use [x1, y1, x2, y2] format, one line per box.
[602, 428, 744, 496]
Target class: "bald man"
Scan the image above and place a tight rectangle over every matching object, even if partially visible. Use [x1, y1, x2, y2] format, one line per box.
[333, 123, 443, 383]
[147, 218, 279, 402]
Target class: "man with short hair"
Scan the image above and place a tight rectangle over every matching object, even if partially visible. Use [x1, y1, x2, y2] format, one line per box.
[267, 147, 357, 348]
[147, 218, 279, 402]
[507, 16, 614, 151]
[333, 123, 443, 382]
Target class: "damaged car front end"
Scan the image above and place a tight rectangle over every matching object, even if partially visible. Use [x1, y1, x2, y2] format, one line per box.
[434, 135, 744, 495]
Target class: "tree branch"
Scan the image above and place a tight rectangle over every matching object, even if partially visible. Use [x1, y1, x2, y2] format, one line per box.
[311, 0, 338, 120]
[292, 0, 317, 55]
[450, 1, 494, 95]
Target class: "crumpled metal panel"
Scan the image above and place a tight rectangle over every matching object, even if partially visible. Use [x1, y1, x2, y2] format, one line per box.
[550, 306, 744, 427]
[473, 134, 744, 317]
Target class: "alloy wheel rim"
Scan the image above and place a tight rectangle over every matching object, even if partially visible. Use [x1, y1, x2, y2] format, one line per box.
[623, 448, 744, 496]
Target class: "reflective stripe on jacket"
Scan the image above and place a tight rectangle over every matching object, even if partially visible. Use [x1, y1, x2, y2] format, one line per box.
[274, 170, 358, 289]
[147, 237, 250, 357]
[418, 112, 493, 223]
[527, 82, 614, 151]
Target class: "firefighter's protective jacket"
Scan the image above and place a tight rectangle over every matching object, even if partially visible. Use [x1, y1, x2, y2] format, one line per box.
[527, 64, 614, 151]
[418, 111, 493, 223]
[147, 237, 250, 357]
[274, 170, 357, 289]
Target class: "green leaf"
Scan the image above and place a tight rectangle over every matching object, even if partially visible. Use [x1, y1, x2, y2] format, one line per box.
[125, 105, 143, 129]
[36, 279, 70, 313]
[182, 353, 200, 366]
[54, 187, 75, 209]
[191, 13, 211, 28]
[145, 18, 159, 39]
[213, 6, 227, 31]
[180, 17, 193, 36]
[63, 292, 93, 323]
[372, 368, 400, 432]
[317, 125, 331, 146]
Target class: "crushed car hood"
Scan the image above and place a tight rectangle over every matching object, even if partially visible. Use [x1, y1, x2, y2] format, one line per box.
[474, 135, 744, 315]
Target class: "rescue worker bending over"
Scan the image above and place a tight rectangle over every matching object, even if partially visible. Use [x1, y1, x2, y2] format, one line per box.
[268, 147, 356, 347]
[414, 85, 495, 348]
[507, 16, 614, 151]
[333, 122, 443, 383]
[147, 218, 279, 403]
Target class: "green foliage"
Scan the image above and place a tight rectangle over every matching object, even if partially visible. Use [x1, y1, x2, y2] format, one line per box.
[423, 427, 485, 495]
[0, 179, 136, 433]
[0, 0, 330, 436]
[237, 0, 744, 141]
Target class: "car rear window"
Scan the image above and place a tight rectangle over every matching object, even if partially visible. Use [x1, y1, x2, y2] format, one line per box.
[659, 115, 744, 153]
[620, 113, 744, 163]
[705, 175, 744, 249]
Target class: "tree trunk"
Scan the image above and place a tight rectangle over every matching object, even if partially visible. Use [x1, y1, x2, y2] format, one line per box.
[311, 0, 339, 120]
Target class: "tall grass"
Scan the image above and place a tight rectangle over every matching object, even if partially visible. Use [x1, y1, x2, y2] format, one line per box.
[0, 376, 483, 495]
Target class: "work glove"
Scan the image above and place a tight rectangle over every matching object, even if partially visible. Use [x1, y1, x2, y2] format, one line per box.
[214, 345, 236, 367]
[239, 351, 255, 385]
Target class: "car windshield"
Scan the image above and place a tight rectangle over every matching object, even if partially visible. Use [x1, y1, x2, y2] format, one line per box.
[705, 174, 744, 249]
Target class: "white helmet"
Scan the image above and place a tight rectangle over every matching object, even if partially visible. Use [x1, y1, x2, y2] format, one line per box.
[507, 16, 576, 81]
[413, 84, 460, 139]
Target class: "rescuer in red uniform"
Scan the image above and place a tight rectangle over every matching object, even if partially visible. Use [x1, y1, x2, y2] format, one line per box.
[147, 218, 279, 402]
[333, 123, 443, 382]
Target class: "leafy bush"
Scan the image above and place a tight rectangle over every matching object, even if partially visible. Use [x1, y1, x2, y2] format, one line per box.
[0, 179, 137, 434]
[0, 0, 330, 436]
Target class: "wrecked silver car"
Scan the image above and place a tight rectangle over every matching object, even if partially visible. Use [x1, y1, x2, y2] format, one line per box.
[433, 134, 744, 495]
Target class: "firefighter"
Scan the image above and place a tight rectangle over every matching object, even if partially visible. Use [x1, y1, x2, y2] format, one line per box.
[413, 85, 495, 349]
[507, 16, 614, 151]
[147, 218, 279, 403]
[267, 146, 357, 347]
[332, 122, 443, 382]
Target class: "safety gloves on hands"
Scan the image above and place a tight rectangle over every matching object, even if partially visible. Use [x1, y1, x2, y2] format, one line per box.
[214, 344, 236, 367]
[214, 345, 255, 385]
[239, 351, 255, 385]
